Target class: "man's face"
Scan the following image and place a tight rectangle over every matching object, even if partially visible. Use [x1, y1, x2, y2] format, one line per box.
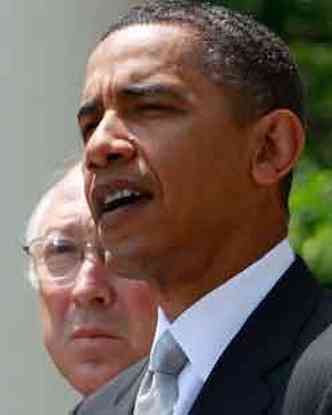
[80, 24, 256, 281]
[37, 176, 156, 395]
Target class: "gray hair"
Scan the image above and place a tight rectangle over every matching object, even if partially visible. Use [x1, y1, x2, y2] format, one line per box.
[24, 162, 82, 289]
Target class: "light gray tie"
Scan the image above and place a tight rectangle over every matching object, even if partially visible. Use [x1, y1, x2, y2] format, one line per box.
[134, 330, 188, 415]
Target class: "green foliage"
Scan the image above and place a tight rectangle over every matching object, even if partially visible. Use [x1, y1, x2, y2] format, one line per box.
[210, 0, 332, 282]
[290, 165, 332, 284]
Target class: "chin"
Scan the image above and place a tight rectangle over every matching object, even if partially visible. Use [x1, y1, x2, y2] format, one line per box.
[56, 354, 118, 396]
[70, 368, 115, 396]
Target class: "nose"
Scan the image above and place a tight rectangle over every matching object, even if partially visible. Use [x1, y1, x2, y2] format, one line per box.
[84, 111, 136, 172]
[71, 259, 114, 308]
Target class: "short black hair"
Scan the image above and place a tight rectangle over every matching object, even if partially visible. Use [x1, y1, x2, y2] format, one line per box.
[101, 0, 306, 210]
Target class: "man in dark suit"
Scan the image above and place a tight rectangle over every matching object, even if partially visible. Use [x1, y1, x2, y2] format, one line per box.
[24, 164, 156, 414]
[283, 324, 332, 415]
[78, 1, 332, 413]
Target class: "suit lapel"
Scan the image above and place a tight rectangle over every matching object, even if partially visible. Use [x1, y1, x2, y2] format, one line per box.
[189, 257, 322, 414]
[76, 358, 147, 415]
[114, 358, 148, 414]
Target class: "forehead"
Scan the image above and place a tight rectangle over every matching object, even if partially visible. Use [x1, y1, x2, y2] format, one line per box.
[38, 176, 92, 237]
[82, 24, 201, 98]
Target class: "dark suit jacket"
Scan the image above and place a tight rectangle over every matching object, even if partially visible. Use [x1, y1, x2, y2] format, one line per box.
[188, 257, 332, 415]
[283, 324, 332, 415]
[83, 257, 332, 415]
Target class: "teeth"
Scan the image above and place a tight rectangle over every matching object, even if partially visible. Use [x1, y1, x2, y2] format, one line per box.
[104, 189, 141, 206]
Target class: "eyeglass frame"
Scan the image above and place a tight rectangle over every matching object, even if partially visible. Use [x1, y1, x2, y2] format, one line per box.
[22, 233, 106, 285]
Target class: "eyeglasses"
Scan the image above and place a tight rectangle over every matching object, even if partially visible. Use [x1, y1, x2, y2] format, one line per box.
[23, 234, 106, 284]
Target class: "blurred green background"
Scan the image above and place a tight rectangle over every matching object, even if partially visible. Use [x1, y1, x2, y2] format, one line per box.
[212, 0, 332, 284]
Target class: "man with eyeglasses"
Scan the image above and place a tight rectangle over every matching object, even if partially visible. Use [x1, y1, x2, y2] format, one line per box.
[24, 164, 156, 414]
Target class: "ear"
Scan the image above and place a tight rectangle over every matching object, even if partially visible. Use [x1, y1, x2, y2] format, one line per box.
[251, 110, 305, 186]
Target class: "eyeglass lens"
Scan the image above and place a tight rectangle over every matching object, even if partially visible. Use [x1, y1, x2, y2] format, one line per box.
[43, 238, 81, 277]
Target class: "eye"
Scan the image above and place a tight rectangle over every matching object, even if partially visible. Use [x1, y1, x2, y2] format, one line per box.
[138, 103, 170, 112]
[130, 103, 179, 120]
[46, 237, 76, 253]
[43, 238, 81, 277]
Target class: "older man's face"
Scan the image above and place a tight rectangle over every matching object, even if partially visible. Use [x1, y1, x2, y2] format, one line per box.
[37, 176, 156, 395]
[80, 24, 255, 281]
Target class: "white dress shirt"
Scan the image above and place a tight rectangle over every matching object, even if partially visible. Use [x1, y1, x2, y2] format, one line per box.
[149, 239, 295, 415]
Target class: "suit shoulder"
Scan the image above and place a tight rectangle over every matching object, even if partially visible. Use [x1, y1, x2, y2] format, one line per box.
[283, 323, 332, 415]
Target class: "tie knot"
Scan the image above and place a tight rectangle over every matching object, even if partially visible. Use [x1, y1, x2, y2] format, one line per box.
[151, 330, 188, 376]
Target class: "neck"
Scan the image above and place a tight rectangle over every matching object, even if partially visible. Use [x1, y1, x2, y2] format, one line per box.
[151, 221, 288, 322]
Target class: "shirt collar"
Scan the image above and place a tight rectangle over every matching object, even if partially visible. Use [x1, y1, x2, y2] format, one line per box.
[152, 239, 294, 381]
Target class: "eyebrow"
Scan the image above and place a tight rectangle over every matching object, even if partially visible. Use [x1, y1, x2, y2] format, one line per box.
[42, 224, 79, 237]
[77, 98, 100, 122]
[118, 82, 187, 101]
[77, 83, 187, 121]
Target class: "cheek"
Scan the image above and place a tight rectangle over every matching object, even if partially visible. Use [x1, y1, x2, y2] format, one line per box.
[83, 168, 94, 206]
[138, 127, 196, 210]
[119, 282, 156, 341]
[39, 288, 70, 348]
[136, 120, 194, 171]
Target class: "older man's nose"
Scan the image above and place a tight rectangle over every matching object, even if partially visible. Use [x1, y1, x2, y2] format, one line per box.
[71, 259, 115, 308]
[84, 112, 136, 171]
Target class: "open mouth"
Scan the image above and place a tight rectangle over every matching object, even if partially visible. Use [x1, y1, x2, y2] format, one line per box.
[93, 185, 153, 221]
[103, 189, 150, 213]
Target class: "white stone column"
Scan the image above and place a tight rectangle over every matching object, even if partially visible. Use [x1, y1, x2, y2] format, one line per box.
[0, 2, 134, 414]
